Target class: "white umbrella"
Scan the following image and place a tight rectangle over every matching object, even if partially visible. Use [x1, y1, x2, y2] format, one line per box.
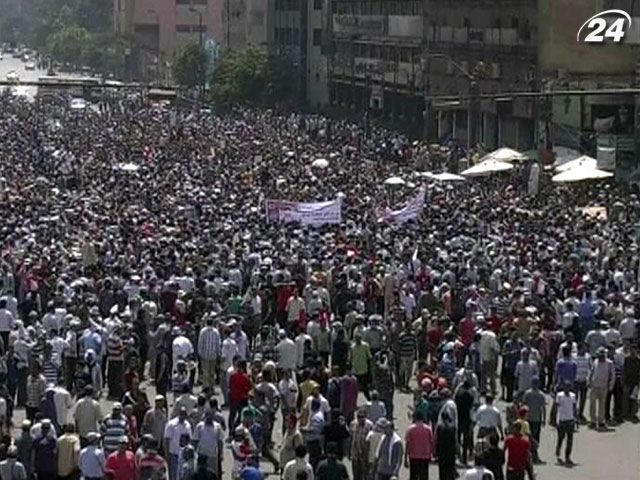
[311, 158, 329, 169]
[116, 162, 140, 172]
[461, 159, 514, 177]
[552, 166, 613, 183]
[480, 147, 527, 163]
[430, 172, 466, 182]
[384, 176, 406, 186]
[554, 155, 598, 172]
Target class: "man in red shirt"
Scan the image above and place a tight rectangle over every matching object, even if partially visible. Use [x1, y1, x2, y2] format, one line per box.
[504, 422, 531, 480]
[228, 359, 252, 431]
[106, 438, 136, 480]
[404, 411, 433, 480]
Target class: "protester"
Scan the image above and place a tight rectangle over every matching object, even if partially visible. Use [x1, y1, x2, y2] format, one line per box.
[0, 93, 633, 480]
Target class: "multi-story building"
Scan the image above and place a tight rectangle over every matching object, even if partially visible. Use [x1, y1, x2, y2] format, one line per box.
[538, 0, 640, 172]
[327, 0, 537, 148]
[222, 0, 329, 106]
[114, 0, 223, 81]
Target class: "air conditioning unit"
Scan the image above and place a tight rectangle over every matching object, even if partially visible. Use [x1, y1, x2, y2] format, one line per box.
[491, 62, 501, 79]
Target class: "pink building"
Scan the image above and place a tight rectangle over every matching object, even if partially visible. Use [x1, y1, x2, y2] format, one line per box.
[115, 0, 222, 80]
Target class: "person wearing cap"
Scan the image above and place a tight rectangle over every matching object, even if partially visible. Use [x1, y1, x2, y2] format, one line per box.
[588, 346, 615, 429]
[0, 445, 27, 480]
[79, 432, 106, 480]
[105, 437, 136, 480]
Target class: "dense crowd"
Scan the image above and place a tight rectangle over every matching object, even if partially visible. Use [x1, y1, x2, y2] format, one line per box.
[0, 90, 637, 480]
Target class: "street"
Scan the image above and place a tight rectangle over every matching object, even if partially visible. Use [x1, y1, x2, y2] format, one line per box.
[8, 379, 634, 480]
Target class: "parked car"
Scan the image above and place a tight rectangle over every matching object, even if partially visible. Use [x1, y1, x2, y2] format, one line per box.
[25, 61, 36, 70]
[6, 70, 19, 82]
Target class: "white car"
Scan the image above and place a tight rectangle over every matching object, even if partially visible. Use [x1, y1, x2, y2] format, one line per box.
[25, 61, 35, 70]
[6, 70, 19, 82]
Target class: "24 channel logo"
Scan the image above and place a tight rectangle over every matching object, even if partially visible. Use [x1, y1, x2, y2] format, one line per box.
[577, 9, 632, 43]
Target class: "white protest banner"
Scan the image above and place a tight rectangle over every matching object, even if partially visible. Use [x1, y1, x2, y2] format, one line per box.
[377, 187, 425, 223]
[265, 198, 342, 225]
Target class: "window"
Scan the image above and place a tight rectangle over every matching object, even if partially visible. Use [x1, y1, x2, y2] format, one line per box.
[511, 17, 519, 29]
[191, 0, 207, 4]
[313, 28, 322, 46]
[314, 0, 322, 9]
[400, 47, 410, 63]
[463, 17, 470, 28]
[176, 24, 191, 32]
[494, 18, 501, 28]
[176, 0, 190, 4]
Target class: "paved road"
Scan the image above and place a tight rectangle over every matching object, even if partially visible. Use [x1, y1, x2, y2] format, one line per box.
[9, 380, 631, 480]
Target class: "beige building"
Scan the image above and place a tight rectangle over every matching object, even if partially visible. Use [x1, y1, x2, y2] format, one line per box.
[222, 0, 329, 106]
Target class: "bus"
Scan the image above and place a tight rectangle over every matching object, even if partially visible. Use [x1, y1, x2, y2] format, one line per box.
[37, 75, 103, 101]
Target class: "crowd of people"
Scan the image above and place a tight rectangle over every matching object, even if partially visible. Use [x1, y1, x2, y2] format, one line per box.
[0, 90, 637, 480]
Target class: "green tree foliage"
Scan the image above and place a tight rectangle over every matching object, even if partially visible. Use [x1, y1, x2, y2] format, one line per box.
[172, 41, 207, 88]
[80, 33, 126, 77]
[49, 25, 89, 65]
[8, 0, 122, 75]
[209, 47, 292, 107]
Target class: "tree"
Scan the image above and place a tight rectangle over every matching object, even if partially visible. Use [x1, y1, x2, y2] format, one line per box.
[80, 33, 125, 77]
[209, 47, 292, 107]
[172, 42, 207, 88]
[49, 25, 89, 66]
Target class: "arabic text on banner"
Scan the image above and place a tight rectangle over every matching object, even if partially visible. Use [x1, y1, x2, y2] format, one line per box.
[377, 187, 425, 223]
[265, 199, 342, 225]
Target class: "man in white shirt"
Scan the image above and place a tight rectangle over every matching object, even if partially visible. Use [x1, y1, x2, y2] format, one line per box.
[295, 331, 312, 369]
[172, 329, 194, 370]
[276, 331, 297, 372]
[164, 408, 192, 480]
[193, 410, 224, 476]
[220, 333, 238, 407]
[478, 324, 500, 396]
[475, 395, 503, 440]
[619, 314, 637, 342]
[0, 299, 15, 346]
[555, 382, 577, 466]
[282, 445, 314, 480]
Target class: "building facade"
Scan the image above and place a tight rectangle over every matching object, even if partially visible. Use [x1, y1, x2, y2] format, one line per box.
[222, 0, 329, 106]
[326, 0, 538, 148]
[114, 0, 223, 81]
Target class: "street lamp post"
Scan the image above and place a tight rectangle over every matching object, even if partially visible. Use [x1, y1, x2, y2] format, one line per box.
[189, 7, 205, 99]
[422, 52, 483, 148]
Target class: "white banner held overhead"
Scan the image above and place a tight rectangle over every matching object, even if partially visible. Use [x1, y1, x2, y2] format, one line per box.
[377, 187, 425, 223]
[265, 198, 342, 225]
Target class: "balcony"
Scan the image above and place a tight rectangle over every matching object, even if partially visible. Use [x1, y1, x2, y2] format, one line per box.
[427, 26, 535, 50]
